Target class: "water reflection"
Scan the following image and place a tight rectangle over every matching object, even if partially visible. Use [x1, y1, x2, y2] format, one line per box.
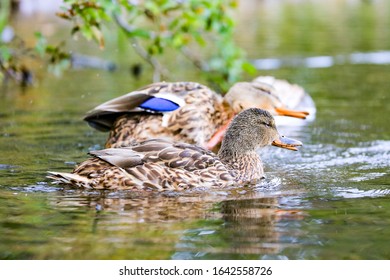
[47, 178, 293, 222]
[1, 0, 390, 260]
[173, 196, 307, 259]
[32, 185, 310, 259]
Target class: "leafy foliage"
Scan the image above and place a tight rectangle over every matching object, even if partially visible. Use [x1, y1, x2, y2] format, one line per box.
[1, 0, 255, 90]
[57, 0, 255, 89]
[1, 0, 71, 85]
[34, 32, 71, 77]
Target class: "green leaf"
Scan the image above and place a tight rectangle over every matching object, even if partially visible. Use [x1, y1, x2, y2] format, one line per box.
[130, 29, 151, 39]
[193, 32, 206, 46]
[91, 25, 105, 48]
[80, 25, 93, 40]
[242, 61, 257, 75]
[0, 46, 11, 62]
[144, 1, 160, 18]
[34, 32, 47, 57]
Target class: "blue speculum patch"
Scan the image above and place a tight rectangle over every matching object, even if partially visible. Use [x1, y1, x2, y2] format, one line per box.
[139, 97, 180, 112]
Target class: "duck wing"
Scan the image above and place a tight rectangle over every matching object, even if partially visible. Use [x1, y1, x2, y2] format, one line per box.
[88, 147, 144, 168]
[91, 139, 221, 172]
[83, 82, 187, 132]
[87, 139, 233, 189]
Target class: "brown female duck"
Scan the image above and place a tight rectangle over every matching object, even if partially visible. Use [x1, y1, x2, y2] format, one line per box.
[84, 80, 309, 150]
[48, 108, 302, 190]
[253, 76, 316, 126]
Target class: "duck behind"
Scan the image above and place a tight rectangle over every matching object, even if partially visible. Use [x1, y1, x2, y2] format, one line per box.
[83, 80, 310, 149]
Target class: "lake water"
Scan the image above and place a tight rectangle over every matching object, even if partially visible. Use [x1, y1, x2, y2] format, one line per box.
[1, 0, 390, 259]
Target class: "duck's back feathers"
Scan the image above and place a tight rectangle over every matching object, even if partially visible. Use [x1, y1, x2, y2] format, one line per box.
[84, 92, 152, 132]
[99, 82, 229, 148]
[83, 82, 190, 132]
[89, 147, 144, 169]
[49, 108, 303, 190]
[47, 171, 91, 189]
[48, 139, 234, 190]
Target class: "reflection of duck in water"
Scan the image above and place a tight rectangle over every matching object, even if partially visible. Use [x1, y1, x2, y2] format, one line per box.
[84, 78, 310, 150]
[48, 190, 306, 259]
[174, 196, 307, 259]
[48, 108, 302, 190]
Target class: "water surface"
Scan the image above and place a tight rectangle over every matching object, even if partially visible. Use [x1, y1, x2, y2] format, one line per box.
[0, 0, 390, 260]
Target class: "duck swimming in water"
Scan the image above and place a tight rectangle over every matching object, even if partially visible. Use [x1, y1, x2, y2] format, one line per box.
[83, 79, 310, 150]
[48, 108, 302, 190]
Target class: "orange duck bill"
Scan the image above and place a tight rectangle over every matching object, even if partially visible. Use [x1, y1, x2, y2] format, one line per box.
[274, 107, 309, 119]
[272, 136, 303, 151]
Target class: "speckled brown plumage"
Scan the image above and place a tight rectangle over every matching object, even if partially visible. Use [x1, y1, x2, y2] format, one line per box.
[83, 80, 309, 149]
[48, 139, 235, 190]
[85, 81, 233, 149]
[48, 108, 303, 190]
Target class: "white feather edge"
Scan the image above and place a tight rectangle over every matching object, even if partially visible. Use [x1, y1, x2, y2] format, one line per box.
[154, 92, 186, 107]
[47, 171, 91, 187]
[153, 92, 186, 128]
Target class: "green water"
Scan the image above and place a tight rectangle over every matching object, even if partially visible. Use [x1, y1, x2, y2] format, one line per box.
[1, 0, 390, 260]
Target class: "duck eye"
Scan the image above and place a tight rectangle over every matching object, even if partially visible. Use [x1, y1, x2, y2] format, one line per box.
[262, 122, 271, 127]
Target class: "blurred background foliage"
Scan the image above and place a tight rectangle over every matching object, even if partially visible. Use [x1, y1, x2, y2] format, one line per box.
[0, 0, 255, 91]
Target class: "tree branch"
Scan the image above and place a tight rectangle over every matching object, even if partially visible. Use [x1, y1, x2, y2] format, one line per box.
[180, 46, 210, 72]
[111, 0, 169, 82]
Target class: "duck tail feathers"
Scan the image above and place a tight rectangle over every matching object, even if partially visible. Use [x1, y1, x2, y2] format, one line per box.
[47, 171, 92, 189]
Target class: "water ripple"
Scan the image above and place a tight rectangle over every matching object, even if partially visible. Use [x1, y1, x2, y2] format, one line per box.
[334, 187, 390, 199]
[263, 140, 390, 195]
[297, 140, 390, 171]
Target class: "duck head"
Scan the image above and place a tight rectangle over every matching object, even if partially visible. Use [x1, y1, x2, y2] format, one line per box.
[224, 82, 309, 119]
[219, 108, 302, 155]
[217, 108, 302, 182]
[207, 82, 309, 150]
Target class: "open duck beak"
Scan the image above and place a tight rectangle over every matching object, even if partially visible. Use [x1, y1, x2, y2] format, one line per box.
[274, 107, 309, 119]
[272, 136, 303, 151]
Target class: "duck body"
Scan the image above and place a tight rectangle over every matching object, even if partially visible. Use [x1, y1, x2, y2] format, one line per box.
[84, 79, 311, 149]
[85, 82, 233, 148]
[48, 139, 235, 190]
[48, 108, 302, 190]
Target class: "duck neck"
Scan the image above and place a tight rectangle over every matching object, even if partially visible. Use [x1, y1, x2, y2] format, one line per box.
[218, 149, 264, 183]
